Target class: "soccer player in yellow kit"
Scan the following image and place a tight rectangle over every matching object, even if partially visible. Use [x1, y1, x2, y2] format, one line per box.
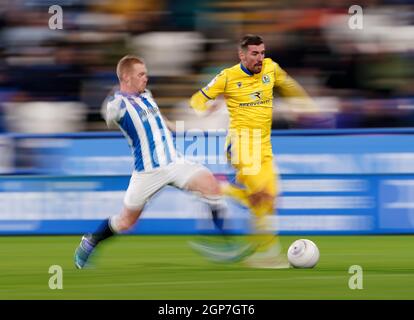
[190, 35, 317, 268]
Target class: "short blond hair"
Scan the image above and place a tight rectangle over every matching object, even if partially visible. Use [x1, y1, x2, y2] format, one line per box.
[116, 55, 144, 82]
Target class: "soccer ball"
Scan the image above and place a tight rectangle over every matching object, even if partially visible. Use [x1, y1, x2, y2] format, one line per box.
[287, 239, 320, 268]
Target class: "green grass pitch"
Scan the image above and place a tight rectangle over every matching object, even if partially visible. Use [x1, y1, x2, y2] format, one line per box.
[0, 235, 413, 299]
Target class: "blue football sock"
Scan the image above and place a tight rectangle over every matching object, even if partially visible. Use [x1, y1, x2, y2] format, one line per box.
[90, 218, 115, 244]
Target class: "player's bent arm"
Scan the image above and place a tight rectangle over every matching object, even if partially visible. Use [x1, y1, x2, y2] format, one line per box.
[106, 111, 119, 129]
[190, 71, 227, 114]
[105, 97, 123, 129]
[190, 90, 211, 113]
[190, 92, 224, 117]
[277, 76, 319, 112]
[274, 63, 319, 113]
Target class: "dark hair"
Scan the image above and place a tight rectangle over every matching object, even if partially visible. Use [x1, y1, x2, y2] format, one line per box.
[239, 34, 264, 50]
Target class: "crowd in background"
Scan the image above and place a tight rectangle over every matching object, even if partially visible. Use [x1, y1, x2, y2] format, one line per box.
[0, 0, 414, 133]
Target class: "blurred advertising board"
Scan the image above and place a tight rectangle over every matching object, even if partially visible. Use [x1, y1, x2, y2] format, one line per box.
[1, 129, 414, 234]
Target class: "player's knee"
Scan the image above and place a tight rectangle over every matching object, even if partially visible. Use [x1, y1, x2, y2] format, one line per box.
[262, 192, 274, 205]
[204, 173, 221, 193]
[187, 171, 222, 197]
[249, 191, 274, 210]
[261, 192, 274, 210]
[247, 193, 259, 207]
[204, 178, 221, 196]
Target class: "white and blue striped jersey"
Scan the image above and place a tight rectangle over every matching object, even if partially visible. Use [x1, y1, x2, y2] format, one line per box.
[106, 90, 177, 172]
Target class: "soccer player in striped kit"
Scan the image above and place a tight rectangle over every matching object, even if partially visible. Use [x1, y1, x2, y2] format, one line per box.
[74, 55, 244, 268]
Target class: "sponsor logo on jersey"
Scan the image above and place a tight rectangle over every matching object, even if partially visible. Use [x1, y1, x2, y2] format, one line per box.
[239, 99, 271, 107]
[250, 91, 262, 100]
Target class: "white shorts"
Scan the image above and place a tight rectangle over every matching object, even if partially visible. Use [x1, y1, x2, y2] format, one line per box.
[123, 160, 210, 210]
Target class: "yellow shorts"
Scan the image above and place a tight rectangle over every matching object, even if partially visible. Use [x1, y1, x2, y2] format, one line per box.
[235, 159, 278, 197]
[226, 135, 277, 197]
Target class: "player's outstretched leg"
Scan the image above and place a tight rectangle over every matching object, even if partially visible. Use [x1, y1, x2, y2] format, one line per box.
[74, 207, 142, 269]
[74, 217, 115, 269]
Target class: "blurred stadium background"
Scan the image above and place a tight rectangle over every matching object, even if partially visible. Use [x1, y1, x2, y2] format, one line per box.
[1, 0, 414, 133]
[1, 0, 414, 299]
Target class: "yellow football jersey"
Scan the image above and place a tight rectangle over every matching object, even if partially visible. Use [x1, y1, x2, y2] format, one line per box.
[190, 58, 315, 163]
